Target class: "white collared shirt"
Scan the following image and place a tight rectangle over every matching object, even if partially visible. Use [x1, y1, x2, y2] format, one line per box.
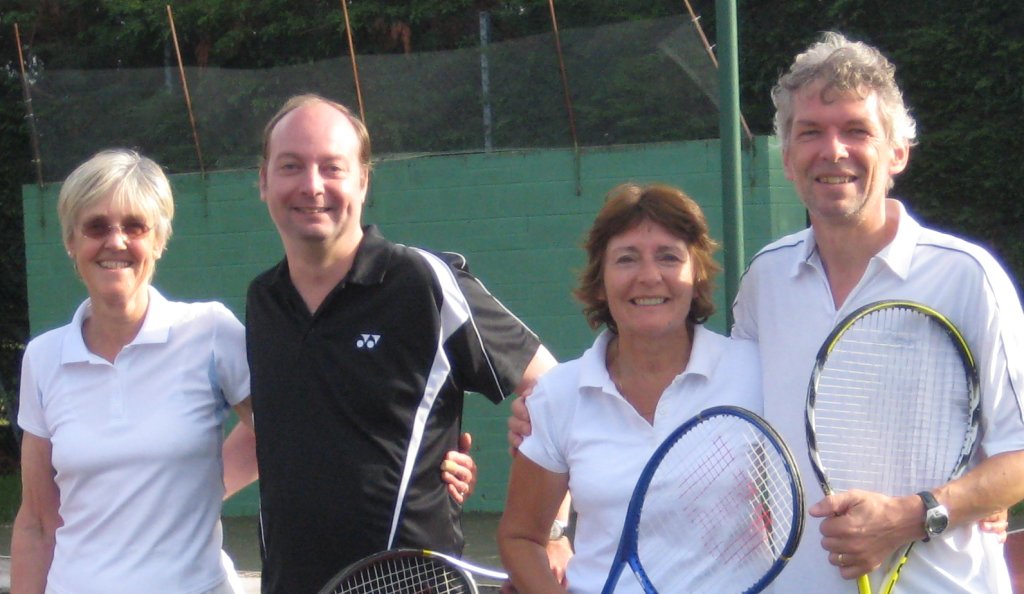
[520, 325, 762, 594]
[19, 287, 250, 594]
[733, 199, 1024, 593]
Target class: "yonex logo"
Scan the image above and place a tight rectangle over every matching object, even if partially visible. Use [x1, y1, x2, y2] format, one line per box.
[356, 334, 381, 349]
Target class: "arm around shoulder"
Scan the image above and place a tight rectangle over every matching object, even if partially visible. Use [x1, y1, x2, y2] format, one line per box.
[515, 345, 558, 397]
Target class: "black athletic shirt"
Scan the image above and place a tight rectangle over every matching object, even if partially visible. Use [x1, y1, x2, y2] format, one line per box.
[246, 226, 541, 594]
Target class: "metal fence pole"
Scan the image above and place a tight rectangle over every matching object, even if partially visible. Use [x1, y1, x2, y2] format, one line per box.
[716, 0, 744, 330]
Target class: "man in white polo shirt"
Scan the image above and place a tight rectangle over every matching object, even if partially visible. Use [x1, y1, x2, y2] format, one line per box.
[731, 31, 1024, 592]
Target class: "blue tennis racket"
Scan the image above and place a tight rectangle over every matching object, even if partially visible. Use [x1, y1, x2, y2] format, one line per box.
[601, 405, 804, 594]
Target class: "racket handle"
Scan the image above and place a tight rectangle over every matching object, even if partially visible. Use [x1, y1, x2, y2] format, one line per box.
[879, 548, 912, 594]
[857, 574, 872, 594]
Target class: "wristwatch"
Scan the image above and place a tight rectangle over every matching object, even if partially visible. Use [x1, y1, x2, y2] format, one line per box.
[917, 491, 949, 541]
[549, 519, 569, 540]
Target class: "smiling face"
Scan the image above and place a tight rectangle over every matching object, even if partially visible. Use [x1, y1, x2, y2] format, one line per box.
[600, 220, 695, 341]
[67, 193, 160, 310]
[783, 80, 909, 228]
[259, 101, 369, 257]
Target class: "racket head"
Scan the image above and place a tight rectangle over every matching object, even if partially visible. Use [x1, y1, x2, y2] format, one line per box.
[605, 405, 805, 594]
[318, 548, 479, 594]
[806, 300, 980, 497]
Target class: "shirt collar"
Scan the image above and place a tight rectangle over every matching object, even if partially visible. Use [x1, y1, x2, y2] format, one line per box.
[60, 286, 173, 364]
[792, 199, 921, 281]
[874, 200, 921, 280]
[346, 225, 393, 286]
[683, 325, 722, 379]
[268, 224, 394, 291]
[579, 325, 720, 392]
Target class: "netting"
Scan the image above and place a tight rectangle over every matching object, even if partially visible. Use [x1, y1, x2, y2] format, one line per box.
[24, 14, 719, 181]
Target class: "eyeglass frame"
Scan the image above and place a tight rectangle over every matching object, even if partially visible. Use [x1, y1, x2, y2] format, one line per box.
[79, 217, 152, 240]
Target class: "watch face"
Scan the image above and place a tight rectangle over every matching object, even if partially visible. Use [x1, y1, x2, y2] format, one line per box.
[926, 508, 949, 535]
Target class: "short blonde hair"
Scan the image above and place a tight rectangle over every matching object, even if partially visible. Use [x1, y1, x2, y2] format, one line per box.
[58, 149, 174, 253]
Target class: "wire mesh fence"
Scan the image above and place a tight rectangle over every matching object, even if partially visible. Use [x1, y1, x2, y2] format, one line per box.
[22, 14, 720, 181]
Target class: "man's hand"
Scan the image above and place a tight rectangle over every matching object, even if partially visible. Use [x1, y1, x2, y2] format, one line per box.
[507, 394, 533, 456]
[810, 490, 922, 580]
[442, 432, 477, 504]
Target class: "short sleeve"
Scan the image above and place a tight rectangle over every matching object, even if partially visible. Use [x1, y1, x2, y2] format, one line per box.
[972, 268, 1024, 455]
[518, 375, 571, 474]
[415, 249, 541, 403]
[211, 304, 250, 407]
[730, 267, 759, 341]
[17, 343, 51, 439]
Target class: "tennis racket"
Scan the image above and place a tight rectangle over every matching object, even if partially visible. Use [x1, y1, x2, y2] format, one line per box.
[318, 548, 508, 594]
[806, 300, 980, 594]
[601, 405, 804, 594]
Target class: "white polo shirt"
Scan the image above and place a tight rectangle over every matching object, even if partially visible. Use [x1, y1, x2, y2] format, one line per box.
[520, 326, 762, 594]
[732, 200, 1024, 593]
[19, 287, 250, 594]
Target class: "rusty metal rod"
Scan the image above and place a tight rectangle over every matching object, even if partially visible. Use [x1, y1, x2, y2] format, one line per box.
[681, 0, 752, 142]
[14, 23, 46, 195]
[547, 0, 581, 195]
[166, 5, 206, 175]
[339, 0, 367, 125]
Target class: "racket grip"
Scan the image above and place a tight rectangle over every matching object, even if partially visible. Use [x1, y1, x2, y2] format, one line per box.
[879, 550, 911, 594]
[857, 574, 872, 594]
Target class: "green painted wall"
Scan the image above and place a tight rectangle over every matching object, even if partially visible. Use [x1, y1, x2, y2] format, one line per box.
[22, 137, 803, 515]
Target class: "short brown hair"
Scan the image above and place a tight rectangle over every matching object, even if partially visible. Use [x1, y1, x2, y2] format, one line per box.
[575, 183, 721, 332]
[261, 94, 373, 171]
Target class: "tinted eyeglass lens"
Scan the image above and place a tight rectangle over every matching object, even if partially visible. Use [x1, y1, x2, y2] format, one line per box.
[81, 219, 150, 239]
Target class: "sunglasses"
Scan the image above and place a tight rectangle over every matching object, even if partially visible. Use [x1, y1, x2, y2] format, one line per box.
[80, 217, 151, 240]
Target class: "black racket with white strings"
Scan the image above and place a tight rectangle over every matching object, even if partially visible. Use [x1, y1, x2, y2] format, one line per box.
[600, 405, 804, 594]
[318, 548, 508, 594]
[806, 300, 980, 594]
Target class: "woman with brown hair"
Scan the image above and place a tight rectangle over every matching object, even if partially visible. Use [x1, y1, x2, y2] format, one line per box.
[498, 183, 762, 593]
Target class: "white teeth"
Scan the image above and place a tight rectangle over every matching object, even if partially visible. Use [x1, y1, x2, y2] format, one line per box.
[98, 261, 131, 269]
[818, 176, 855, 184]
[633, 297, 667, 306]
[297, 207, 330, 214]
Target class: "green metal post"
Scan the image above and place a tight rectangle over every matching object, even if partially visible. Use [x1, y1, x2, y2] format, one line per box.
[716, 0, 744, 331]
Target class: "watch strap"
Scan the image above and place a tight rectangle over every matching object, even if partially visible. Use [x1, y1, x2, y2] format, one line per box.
[917, 490, 939, 542]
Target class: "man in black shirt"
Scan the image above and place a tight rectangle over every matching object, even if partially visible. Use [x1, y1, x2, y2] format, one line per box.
[238, 94, 557, 594]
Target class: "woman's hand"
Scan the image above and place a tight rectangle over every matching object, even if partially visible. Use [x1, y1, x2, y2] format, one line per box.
[442, 432, 478, 504]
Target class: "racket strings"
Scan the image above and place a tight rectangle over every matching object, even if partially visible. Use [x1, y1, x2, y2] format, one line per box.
[334, 556, 473, 594]
[635, 416, 798, 593]
[814, 308, 974, 494]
